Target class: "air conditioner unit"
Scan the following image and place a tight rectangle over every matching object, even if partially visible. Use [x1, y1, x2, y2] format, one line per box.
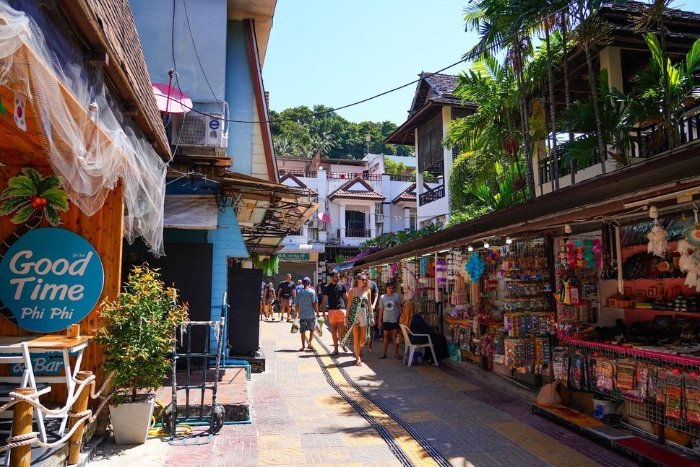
[171, 112, 228, 148]
[376, 213, 384, 223]
[307, 218, 319, 229]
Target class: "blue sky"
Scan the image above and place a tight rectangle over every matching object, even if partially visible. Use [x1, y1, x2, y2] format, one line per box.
[263, 1, 479, 126]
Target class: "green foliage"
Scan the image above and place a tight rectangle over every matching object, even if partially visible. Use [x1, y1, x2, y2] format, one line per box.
[96, 265, 189, 404]
[270, 105, 414, 159]
[261, 255, 279, 276]
[558, 69, 635, 167]
[384, 159, 407, 177]
[359, 223, 441, 250]
[623, 34, 700, 153]
[445, 205, 491, 228]
[0, 168, 69, 226]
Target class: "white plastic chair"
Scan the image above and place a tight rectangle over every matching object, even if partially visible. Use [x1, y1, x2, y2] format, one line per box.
[399, 323, 438, 367]
[0, 342, 51, 446]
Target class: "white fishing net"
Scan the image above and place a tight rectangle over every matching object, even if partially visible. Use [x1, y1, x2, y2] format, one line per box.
[0, 1, 166, 255]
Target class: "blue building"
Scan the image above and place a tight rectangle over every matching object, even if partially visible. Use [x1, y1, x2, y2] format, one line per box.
[129, 0, 316, 357]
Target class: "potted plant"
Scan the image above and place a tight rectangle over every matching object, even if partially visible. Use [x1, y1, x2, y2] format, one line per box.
[96, 265, 188, 444]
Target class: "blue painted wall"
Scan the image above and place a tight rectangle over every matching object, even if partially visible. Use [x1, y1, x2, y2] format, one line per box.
[130, 0, 227, 113]
[225, 20, 254, 175]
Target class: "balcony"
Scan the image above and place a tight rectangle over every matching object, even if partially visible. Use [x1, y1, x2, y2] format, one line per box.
[539, 112, 700, 186]
[339, 228, 371, 238]
[278, 169, 317, 178]
[419, 185, 444, 206]
[328, 172, 382, 181]
[389, 174, 415, 182]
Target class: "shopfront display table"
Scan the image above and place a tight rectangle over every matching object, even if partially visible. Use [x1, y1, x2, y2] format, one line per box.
[564, 338, 700, 367]
[0, 335, 92, 434]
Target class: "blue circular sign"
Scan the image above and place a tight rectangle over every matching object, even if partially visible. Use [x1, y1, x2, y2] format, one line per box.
[209, 119, 220, 130]
[0, 228, 104, 333]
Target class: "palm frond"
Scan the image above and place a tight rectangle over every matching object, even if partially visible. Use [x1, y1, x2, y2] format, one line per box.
[0, 197, 31, 216]
[41, 188, 70, 211]
[11, 205, 35, 225]
[43, 206, 62, 227]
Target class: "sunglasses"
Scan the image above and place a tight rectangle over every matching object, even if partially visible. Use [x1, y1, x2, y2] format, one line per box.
[359, 278, 367, 281]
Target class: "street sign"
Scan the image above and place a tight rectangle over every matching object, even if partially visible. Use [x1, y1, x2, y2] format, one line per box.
[277, 253, 310, 261]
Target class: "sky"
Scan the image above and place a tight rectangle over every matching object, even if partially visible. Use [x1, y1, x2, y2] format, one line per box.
[263, 1, 480, 126]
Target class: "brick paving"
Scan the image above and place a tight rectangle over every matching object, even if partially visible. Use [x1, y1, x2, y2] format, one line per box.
[90, 318, 639, 467]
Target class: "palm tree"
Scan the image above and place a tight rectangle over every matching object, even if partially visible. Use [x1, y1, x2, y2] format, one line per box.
[463, 0, 536, 199]
[633, 0, 676, 150]
[446, 57, 526, 211]
[624, 35, 700, 153]
[571, 0, 612, 174]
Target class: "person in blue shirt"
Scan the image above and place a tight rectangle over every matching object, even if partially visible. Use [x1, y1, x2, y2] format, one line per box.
[295, 277, 319, 351]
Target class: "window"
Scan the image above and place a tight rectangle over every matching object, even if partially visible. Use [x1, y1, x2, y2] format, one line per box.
[410, 215, 417, 231]
[345, 210, 367, 237]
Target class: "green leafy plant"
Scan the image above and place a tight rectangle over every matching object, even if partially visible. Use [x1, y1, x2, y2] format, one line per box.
[97, 265, 189, 404]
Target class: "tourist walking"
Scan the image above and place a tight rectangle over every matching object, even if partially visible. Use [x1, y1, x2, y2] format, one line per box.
[315, 278, 325, 319]
[321, 271, 348, 356]
[340, 273, 373, 366]
[377, 280, 402, 359]
[263, 282, 276, 321]
[295, 277, 319, 351]
[367, 277, 379, 351]
[277, 273, 296, 322]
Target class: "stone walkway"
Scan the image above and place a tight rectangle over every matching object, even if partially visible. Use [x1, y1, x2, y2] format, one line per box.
[89, 317, 639, 467]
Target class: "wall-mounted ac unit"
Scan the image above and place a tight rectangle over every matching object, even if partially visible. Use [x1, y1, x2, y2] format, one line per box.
[171, 112, 228, 148]
[307, 218, 319, 229]
[376, 213, 384, 223]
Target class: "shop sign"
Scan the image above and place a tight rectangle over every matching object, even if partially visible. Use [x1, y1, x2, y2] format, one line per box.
[0, 228, 104, 333]
[278, 253, 310, 261]
[8, 352, 65, 376]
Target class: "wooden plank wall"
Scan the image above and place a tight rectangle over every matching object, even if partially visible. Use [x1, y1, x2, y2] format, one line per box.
[0, 165, 124, 404]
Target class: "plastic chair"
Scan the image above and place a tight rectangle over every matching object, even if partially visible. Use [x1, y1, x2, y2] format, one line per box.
[399, 324, 438, 367]
[0, 341, 51, 467]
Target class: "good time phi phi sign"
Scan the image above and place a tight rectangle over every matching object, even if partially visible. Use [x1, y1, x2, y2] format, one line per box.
[0, 228, 104, 333]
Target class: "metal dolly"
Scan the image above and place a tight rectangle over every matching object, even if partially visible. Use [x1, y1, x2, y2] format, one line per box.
[163, 316, 226, 444]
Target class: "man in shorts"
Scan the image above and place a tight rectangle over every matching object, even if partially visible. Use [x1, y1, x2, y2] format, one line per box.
[321, 271, 348, 355]
[277, 273, 296, 322]
[295, 277, 319, 351]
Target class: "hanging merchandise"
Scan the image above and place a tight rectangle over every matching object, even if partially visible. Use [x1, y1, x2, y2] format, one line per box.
[646, 207, 668, 257]
[420, 256, 428, 275]
[561, 279, 582, 305]
[428, 258, 436, 277]
[465, 252, 486, 283]
[447, 253, 456, 280]
[436, 259, 447, 288]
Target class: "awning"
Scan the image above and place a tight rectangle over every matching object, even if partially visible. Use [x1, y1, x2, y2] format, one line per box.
[278, 243, 325, 254]
[219, 172, 319, 255]
[333, 261, 356, 273]
[163, 195, 218, 229]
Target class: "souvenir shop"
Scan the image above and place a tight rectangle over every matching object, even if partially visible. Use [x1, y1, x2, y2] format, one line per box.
[356, 200, 700, 458]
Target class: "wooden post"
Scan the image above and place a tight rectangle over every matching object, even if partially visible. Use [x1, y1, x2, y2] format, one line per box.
[67, 371, 92, 465]
[10, 387, 35, 467]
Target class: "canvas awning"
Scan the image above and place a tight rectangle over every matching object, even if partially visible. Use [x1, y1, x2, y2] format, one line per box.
[278, 243, 325, 254]
[333, 261, 356, 273]
[163, 195, 218, 229]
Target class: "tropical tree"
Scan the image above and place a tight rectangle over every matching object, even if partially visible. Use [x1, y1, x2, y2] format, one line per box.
[570, 0, 613, 173]
[558, 69, 635, 167]
[463, 0, 537, 199]
[446, 57, 526, 213]
[624, 34, 700, 153]
[633, 0, 676, 149]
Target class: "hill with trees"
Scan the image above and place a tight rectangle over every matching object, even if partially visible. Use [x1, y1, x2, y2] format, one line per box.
[269, 105, 414, 159]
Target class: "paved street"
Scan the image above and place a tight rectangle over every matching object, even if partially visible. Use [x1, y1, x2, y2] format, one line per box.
[90, 318, 636, 467]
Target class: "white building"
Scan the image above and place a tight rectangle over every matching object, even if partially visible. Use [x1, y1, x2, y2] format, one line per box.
[276, 155, 418, 280]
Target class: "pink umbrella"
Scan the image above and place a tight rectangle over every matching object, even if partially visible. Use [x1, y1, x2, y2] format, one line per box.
[318, 212, 331, 223]
[152, 82, 193, 114]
